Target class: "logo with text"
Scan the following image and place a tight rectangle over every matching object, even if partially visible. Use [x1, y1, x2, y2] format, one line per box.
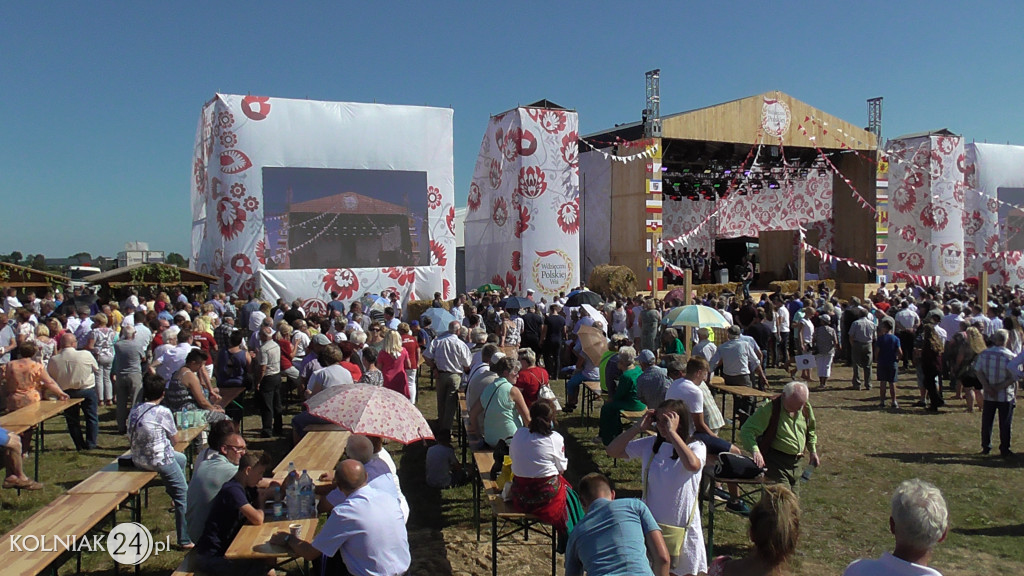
[8, 522, 170, 566]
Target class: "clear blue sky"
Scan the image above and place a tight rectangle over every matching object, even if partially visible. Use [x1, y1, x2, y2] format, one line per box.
[2, 1, 1021, 259]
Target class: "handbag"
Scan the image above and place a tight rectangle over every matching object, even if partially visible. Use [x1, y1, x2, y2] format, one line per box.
[643, 449, 698, 568]
[714, 452, 766, 480]
[537, 384, 562, 411]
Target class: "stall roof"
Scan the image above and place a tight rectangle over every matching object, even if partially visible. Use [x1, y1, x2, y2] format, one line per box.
[0, 262, 69, 289]
[83, 263, 217, 287]
[584, 91, 877, 151]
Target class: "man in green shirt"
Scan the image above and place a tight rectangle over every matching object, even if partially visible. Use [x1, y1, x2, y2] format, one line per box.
[739, 381, 820, 487]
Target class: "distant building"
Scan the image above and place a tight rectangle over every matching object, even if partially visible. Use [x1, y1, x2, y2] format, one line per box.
[117, 241, 165, 268]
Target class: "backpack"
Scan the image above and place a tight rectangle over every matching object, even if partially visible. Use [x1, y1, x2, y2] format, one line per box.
[757, 397, 811, 456]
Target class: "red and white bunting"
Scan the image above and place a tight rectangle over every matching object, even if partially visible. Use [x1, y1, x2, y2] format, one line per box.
[580, 138, 658, 163]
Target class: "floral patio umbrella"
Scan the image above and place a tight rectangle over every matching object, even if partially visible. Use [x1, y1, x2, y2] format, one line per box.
[305, 384, 433, 444]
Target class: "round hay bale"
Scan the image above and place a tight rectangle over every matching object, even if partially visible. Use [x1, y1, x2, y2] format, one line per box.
[588, 265, 638, 299]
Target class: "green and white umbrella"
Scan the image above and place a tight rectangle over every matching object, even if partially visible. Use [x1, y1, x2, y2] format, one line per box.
[663, 305, 731, 328]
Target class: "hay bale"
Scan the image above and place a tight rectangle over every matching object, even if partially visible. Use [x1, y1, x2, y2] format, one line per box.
[588, 265, 638, 299]
[406, 299, 451, 323]
[767, 279, 836, 296]
[693, 283, 740, 301]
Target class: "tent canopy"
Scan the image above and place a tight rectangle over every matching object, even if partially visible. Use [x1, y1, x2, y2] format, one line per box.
[83, 263, 217, 288]
[0, 261, 69, 290]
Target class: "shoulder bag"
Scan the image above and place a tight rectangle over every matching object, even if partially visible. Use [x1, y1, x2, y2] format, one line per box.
[642, 448, 698, 569]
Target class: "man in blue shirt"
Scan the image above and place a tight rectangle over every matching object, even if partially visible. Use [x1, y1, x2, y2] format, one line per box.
[565, 473, 669, 576]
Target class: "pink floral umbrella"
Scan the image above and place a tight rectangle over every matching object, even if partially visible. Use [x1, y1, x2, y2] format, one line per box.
[305, 384, 433, 444]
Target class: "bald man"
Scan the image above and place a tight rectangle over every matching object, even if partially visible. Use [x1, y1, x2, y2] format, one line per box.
[739, 381, 821, 488]
[47, 333, 100, 450]
[274, 459, 410, 576]
[317, 435, 408, 523]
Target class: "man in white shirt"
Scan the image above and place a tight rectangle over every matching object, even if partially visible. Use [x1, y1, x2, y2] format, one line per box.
[277, 459, 410, 576]
[665, 357, 738, 457]
[843, 479, 947, 576]
[424, 321, 472, 437]
[691, 328, 717, 363]
[894, 301, 920, 369]
[938, 301, 964, 338]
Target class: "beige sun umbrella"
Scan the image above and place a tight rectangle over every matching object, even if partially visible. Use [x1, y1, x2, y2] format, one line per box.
[576, 325, 609, 366]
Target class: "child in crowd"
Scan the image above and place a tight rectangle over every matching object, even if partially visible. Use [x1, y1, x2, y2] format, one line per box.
[425, 430, 466, 489]
[875, 319, 903, 409]
[194, 451, 274, 576]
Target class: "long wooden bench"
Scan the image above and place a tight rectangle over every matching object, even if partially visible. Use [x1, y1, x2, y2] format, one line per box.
[3, 491, 130, 576]
[215, 386, 246, 431]
[171, 552, 197, 576]
[0, 398, 84, 480]
[471, 450, 556, 576]
[582, 380, 603, 427]
[70, 459, 158, 523]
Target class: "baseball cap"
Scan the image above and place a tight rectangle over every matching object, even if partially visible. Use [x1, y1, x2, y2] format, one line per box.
[638, 349, 656, 365]
[312, 333, 331, 346]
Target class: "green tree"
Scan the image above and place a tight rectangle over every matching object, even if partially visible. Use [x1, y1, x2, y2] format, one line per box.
[166, 252, 188, 267]
[31, 254, 46, 270]
[9, 251, 23, 264]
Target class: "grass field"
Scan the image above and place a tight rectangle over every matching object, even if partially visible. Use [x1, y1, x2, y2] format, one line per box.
[2, 361, 1022, 575]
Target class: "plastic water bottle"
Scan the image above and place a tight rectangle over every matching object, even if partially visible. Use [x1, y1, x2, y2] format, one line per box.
[298, 470, 314, 518]
[272, 486, 284, 520]
[181, 407, 190, 429]
[285, 463, 300, 519]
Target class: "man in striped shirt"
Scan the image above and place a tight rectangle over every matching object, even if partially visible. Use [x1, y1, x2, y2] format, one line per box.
[974, 329, 1016, 458]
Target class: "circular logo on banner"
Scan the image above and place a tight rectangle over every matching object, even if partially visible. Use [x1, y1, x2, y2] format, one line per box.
[938, 242, 963, 277]
[531, 249, 574, 296]
[761, 97, 791, 137]
[106, 522, 154, 565]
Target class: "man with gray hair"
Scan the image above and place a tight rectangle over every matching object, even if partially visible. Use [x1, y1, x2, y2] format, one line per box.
[739, 381, 820, 488]
[843, 478, 948, 575]
[976, 329, 1016, 457]
[636, 349, 671, 409]
[424, 321, 472, 438]
[112, 324, 147, 434]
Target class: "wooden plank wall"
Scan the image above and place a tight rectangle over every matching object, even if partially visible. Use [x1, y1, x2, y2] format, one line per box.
[609, 153, 648, 278]
[832, 153, 877, 283]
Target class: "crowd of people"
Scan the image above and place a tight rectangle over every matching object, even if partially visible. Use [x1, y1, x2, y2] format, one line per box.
[0, 275, 1005, 575]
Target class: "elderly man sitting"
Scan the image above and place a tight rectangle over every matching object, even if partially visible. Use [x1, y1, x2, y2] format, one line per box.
[843, 479, 948, 575]
[739, 381, 820, 488]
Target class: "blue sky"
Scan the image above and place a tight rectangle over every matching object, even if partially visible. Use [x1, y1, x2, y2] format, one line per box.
[2, 1, 1021, 259]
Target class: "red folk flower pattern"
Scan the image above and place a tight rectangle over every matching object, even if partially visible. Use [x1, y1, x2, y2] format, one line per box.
[538, 110, 566, 134]
[230, 182, 246, 198]
[231, 253, 252, 275]
[217, 110, 234, 129]
[220, 149, 252, 174]
[243, 196, 260, 212]
[193, 159, 206, 195]
[505, 271, 518, 293]
[384, 267, 415, 286]
[443, 279, 452, 299]
[489, 159, 502, 189]
[514, 205, 530, 238]
[219, 131, 237, 149]
[446, 205, 456, 235]
[322, 269, 359, 300]
[430, 240, 448, 267]
[561, 131, 578, 166]
[427, 186, 442, 210]
[467, 182, 482, 212]
[920, 204, 948, 231]
[905, 252, 925, 272]
[511, 251, 521, 272]
[216, 197, 246, 240]
[492, 197, 508, 227]
[517, 166, 547, 199]
[891, 186, 916, 214]
[557, 199, 579, 234]
[255, 239, 267, 265]
[241, 96, 271, 121]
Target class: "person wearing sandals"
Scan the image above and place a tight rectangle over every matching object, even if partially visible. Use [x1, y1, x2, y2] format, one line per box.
[607, 399, 706, 576]
[1, 426, 43, 490]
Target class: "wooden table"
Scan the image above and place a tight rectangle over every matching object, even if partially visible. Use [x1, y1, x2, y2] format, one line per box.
[273, 430, 350, 475]
[3, 491, 127, 576]
[0, 398, 84, 480]
[224, 518, 318, 560]
[215, 386, 246, 432]
[69, 463, 157, 523]
[708, 382, 777, 442]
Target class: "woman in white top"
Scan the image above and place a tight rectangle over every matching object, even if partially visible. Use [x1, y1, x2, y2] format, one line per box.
[509, 399, 577, 535]
[606, 399, 707, 576]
